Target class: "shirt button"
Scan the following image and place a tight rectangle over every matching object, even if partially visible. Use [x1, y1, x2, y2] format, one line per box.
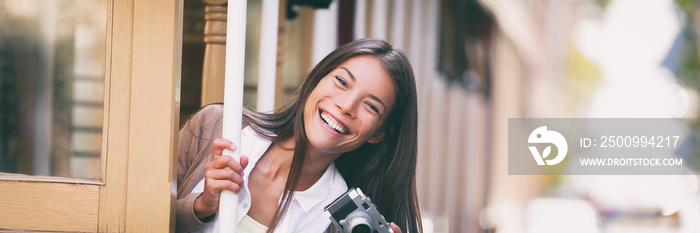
[242, 203, 249, 209]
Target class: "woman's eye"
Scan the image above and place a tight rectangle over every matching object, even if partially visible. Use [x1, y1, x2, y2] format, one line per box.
[366, 102, 379, 114]
[334, 76, 347, 87]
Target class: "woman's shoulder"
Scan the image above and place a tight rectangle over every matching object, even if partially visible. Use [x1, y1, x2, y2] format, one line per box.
[197, 104, 224, 118]
[180, 104, 224, 139]
[198, 104, 251, 128]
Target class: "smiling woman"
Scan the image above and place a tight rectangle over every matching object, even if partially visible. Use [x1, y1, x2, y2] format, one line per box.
[303, 55, 396, 153]
[177, 38, 421, 233]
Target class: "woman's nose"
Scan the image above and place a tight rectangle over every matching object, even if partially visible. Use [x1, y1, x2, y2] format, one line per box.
[336, 94, 360, 117]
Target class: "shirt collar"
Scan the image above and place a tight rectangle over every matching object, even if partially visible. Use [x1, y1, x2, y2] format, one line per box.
[243, 126, 343, 213]
[241, 126, 272, 175]
[293, 162, 339, 213]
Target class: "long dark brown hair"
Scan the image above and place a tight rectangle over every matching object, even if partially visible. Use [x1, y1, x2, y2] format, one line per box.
[243, 38, 422, 233]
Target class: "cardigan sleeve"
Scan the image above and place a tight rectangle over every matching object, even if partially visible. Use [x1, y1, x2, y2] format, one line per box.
[176, 104, 224, 233]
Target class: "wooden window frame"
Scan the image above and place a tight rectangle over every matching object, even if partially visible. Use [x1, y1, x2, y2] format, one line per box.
[0, 0, 182, 231]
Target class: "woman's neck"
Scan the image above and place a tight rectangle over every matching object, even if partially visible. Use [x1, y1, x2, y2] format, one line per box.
[269, 136, 341, 190]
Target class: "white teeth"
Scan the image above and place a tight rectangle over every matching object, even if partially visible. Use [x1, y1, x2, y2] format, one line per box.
[321, 112, 348, 134]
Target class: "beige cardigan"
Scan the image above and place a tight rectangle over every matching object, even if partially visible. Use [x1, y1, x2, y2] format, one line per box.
[175, 105, 341, 233]
[176, 104, 225, 232]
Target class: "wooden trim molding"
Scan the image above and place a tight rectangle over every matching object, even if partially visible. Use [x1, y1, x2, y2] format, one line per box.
[124, 0, 182, 231]
[97, 0, 133, 231]
[0, 180, 99, 232]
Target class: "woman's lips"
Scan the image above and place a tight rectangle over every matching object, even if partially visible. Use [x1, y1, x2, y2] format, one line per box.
[320, 110, 348, 134]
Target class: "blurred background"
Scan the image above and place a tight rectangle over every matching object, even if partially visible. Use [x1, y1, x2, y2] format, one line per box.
[178, 0, 700, 232]
[2, 0, 700, 232]
[181, 0, 700, 233]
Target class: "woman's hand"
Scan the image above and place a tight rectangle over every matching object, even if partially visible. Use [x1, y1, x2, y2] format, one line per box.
[390, 222, 402, 233]
[193, 138, 250, 220]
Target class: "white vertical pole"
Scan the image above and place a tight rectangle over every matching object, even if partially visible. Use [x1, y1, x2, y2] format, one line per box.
[389, 0, 406, 49]
[370, 0, 387, 40]
[312, 0, 338, 65]
[354, 0, 367, 40]
[256, 0, 280, 113]
[220, 0, 247, 232]
[409, 0, 424, 90]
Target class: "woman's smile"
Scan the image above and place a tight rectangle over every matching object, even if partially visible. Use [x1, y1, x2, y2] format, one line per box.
[319, 110, 349, 134]
[303, 55, 396, 154]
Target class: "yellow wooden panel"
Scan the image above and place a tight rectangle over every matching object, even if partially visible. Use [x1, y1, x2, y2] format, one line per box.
[97, 0, 132, 231]
[124, 0, 181, 231]
[0, 180, 99, 232]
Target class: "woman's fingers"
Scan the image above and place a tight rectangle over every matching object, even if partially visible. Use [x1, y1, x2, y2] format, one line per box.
[204, 155, 250, 190]
[195, 177, 240, 219]
[223, 155, 246, 174]
[208, 152, 247, 171]
[205, 154, 232, 170]
[206, 178, 241, 194]
[205, 167, 244, 187]
[195, 139, 247, 220]
[197, 139, 249, 218]
[211, 138, 236, 159]
[239, 155, 249, 171]
[390, 223, 402, 233]
[211, 138, 248, 173]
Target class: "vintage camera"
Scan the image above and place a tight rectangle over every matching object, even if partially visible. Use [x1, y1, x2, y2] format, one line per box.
[324, 187, 394, 233]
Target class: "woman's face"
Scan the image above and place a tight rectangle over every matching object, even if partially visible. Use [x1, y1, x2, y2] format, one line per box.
[303, 55, 396, 155]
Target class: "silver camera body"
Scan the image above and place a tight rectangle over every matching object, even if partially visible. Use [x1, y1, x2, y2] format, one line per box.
[324, 187, 394, 233]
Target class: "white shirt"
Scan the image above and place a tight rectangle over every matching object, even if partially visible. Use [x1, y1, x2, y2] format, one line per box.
[190, 126, 348, 232]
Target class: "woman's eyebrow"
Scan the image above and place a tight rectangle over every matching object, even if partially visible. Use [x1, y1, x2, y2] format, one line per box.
[338, 66, 387, 112]
[369, 95, 387, 112]
[339, 67, 356, 81]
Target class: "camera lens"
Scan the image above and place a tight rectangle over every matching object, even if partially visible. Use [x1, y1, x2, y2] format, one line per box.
[344, 211, 374, 233]
[351, 224, 371, 233]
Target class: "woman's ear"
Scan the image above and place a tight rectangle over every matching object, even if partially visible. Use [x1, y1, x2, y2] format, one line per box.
[367, 126, 392, 144]
[367, 131, 385, 144]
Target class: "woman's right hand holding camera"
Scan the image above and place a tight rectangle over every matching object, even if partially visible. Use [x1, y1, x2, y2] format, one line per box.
[193, 138, 250, 220]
